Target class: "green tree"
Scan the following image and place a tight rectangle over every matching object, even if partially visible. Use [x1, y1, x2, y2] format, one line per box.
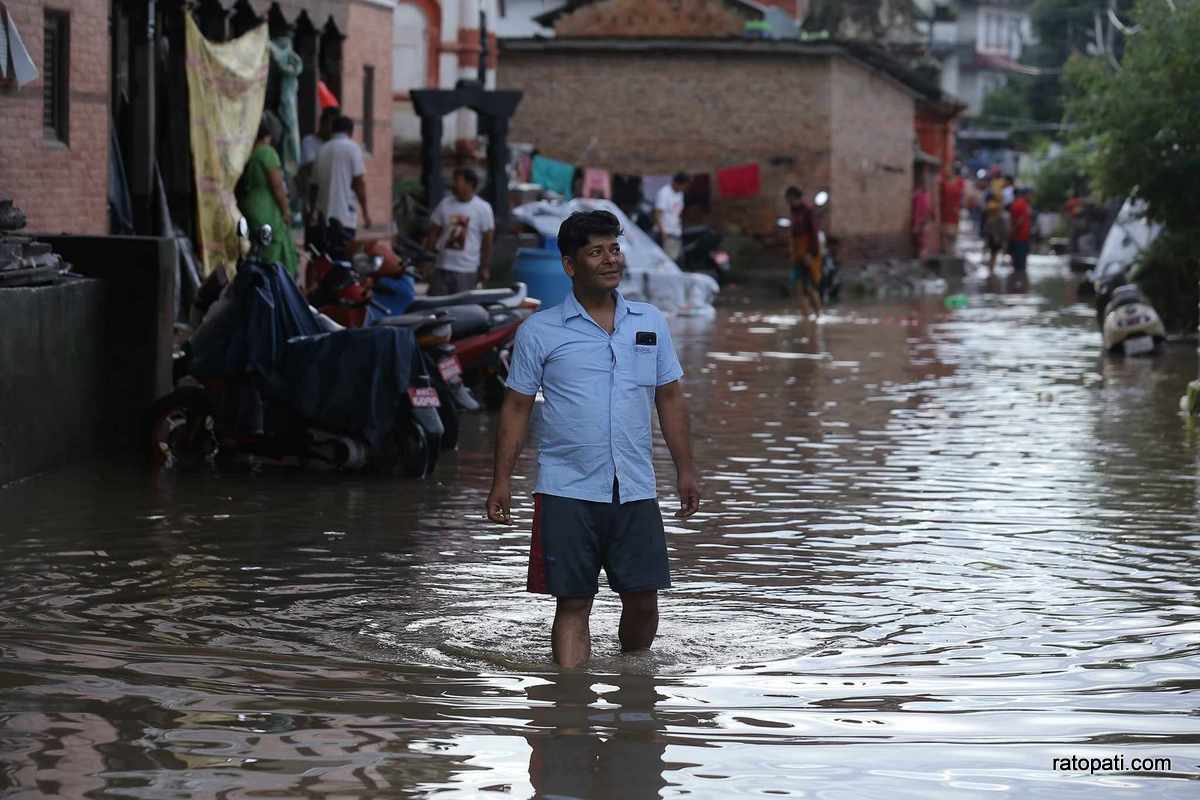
[1065, 0, 1200, 232]
[1066, 0, 1200, 334]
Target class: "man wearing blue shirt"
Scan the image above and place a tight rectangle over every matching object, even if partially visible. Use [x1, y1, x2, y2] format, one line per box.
[486, 210, 700, 668]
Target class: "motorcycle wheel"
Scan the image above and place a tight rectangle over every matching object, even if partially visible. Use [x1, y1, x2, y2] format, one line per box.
[148, 387, 218, 470]
[396, 417, 440, 478]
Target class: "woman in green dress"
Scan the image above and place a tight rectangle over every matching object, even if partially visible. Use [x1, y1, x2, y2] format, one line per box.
[236, 120, 299, 278]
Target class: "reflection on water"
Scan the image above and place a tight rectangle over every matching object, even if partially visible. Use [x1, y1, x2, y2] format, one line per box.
[2, 257, 1199, 798]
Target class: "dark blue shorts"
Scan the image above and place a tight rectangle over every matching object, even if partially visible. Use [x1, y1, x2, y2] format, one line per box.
[527, 481, 671, 598]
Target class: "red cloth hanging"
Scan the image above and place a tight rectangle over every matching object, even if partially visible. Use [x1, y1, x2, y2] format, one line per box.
[317, 80, 340, 110]
[716, 163, 761, 199]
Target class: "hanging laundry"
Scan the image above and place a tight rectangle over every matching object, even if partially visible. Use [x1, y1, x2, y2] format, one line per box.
[317, 79, 339, 110]
[684, 173, 712, 211]
[611, 174, 642, 212]
[2, 6, 38, 87]
[717, 163, 761, 199]
[581, 168, 612, 200]
[532, 155, 576, 198]
[515, 152, 533, 183]
[640, 175, 672, 207]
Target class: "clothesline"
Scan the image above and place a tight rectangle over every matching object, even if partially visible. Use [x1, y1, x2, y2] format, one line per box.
[524, 153, 765, 204]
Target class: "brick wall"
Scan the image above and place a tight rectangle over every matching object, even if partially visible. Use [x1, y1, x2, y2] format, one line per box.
[829, 57, 915, 262]
[344, 0, 395, 235]
[553, 0, 752, 38]
[0, 0, 109, 234]
[500, 46, 916, 261]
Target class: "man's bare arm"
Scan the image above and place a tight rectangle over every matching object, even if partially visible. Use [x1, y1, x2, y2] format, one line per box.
[351, 175, 371, 229]
[486, 389, 537, 524]
[479, 230, 495, 283]
[654, 380, 700, 518]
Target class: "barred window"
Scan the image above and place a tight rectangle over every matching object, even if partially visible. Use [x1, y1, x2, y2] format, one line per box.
[43, 11, 69, 144]
[363, 65, 374, 153]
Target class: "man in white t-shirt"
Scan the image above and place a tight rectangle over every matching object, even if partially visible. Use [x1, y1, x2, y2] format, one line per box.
[424, 168, 495, 295]
[299, 106, 339, 248]
[654, 172, 689, 263]
[313, 115, 371, 259]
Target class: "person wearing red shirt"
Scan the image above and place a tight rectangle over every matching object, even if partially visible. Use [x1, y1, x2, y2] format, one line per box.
[939, 165, 966, 255]
[1008, 188, 1033, 273]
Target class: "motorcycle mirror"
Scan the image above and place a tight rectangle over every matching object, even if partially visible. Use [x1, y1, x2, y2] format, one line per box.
[373, 255, 384, 271]
[236, 217, 249, 240]
[976, 168, 987, 180]
[256, 224, 273, 247]
[814, 190, 830, 208]
[776, 217, 793, 229]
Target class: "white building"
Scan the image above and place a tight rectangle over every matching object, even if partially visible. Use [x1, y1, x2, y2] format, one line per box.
[922, 0, 1035, 117]
[392, 0, 508, 146]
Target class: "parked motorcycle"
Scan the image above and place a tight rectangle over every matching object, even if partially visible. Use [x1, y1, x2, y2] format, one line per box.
[307, 243, 537, 425]
[1091, 199, 1166, 356]
[1095, 278, 1166, 356]
[150, 221, 444, 477]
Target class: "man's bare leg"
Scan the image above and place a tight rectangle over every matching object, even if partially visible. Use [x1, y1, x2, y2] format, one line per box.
[618, 590, 659, 652]
[552, 597, 594, 668]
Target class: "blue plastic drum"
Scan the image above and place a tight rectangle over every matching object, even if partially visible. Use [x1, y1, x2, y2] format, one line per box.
[514, 247, 571, 308]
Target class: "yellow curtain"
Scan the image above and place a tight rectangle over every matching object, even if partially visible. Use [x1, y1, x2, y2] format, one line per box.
[185, 16, 268, 278]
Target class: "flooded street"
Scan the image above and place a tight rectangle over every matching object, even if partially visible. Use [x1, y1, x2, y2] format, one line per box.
[3, 256, 1199, 798]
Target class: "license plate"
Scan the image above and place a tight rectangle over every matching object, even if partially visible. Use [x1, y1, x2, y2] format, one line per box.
[437, 356, 464, 382]
[712, 251, 730, 265]
[407, 386, 441, 407]
[1124, 335, 1155, 356]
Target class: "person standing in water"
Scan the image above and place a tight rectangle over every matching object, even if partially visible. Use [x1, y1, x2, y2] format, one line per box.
[486, 210, 700, 668]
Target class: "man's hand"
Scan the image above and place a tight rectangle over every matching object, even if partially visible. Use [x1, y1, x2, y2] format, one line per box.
[486, 482, 513, 524]
[479, 266, 491, 285]
[675, 468, 700, 519]
[362, 211, 373, 230]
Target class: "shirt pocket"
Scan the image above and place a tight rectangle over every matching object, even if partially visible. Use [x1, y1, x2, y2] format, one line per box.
[634, 344, 657, 386]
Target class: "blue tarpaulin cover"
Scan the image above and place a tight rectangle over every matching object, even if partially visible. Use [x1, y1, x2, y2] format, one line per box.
[189, 259, 417, 448]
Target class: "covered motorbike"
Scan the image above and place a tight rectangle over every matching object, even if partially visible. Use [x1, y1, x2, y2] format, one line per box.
[150, 223, 443, 477]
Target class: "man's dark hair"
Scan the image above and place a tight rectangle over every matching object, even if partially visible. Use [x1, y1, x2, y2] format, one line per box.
[453, 167, 479, 188]
[785, 186, 803, 199]
[557, 210, 622, 259]
[320, 106, 340, 124]
[333, 115, 354, 135]
[672, 172, 690, 185]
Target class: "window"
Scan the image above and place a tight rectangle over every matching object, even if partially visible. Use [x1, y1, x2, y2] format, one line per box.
[362, 65, 374, 153]
[43, 11, 69, 143]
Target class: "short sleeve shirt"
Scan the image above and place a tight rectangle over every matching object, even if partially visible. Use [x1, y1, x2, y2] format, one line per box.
[431, 195, 496, 274]
[654, 184, 684, 238]
[314, 134, 366, 229]
[506, 291, 684, 504]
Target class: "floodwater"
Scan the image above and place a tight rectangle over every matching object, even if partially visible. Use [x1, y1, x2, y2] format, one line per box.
[2, 255, 1199, 799]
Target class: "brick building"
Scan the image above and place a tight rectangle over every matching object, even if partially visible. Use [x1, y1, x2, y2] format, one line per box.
[500, 35, 953, 262]
[0, 0, 110, 234]
[0, 0, 394, 239]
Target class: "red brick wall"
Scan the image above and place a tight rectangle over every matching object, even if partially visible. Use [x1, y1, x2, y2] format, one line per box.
[829, 57, 915, 261]
[0, 0, 108, 234]
[553, 0, 753, 38]
[343, 0, 394, 235]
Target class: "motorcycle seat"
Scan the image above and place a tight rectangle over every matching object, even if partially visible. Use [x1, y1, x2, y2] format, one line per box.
[406, 283, 526, 312]
[376, 311, 444, 331]
[438, 304, 492, 339]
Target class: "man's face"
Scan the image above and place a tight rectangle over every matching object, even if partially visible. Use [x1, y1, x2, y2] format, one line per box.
[452, 175, 474, 201]
[564, 234, 624, 292]
[319, 115, 335, 139]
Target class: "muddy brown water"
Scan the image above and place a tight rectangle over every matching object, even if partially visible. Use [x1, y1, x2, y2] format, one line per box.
[2, 257, 1199, 798]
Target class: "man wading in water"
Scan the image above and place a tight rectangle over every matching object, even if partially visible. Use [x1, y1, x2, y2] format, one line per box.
[486, 210, 700, 668]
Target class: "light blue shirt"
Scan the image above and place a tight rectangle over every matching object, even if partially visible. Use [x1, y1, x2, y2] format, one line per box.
[506, 290, 684, 504]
